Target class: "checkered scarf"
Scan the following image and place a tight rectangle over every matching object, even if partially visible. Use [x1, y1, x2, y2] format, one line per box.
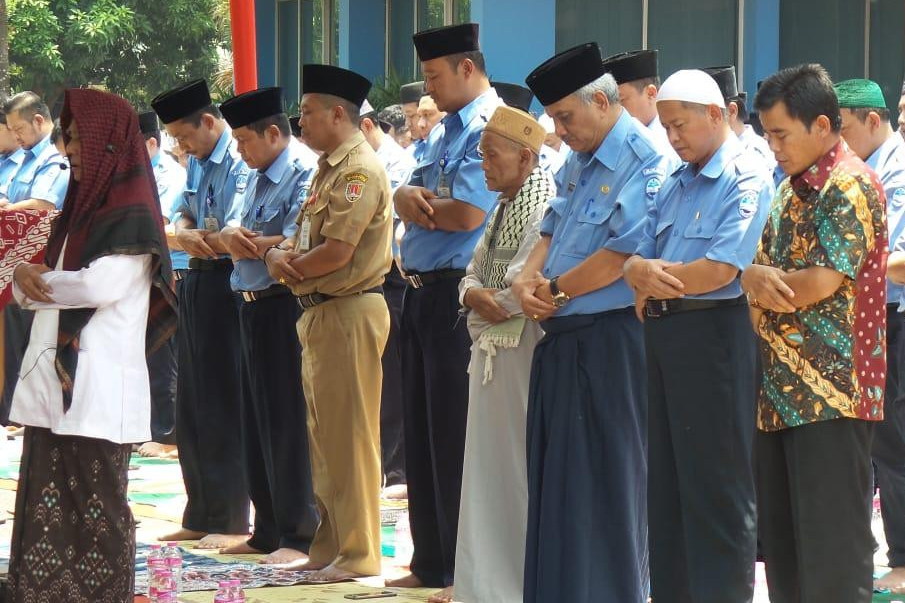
[45, 89, 177, 412]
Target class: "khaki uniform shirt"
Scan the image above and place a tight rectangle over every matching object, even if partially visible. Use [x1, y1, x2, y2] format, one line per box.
[291, 130, 392, 296]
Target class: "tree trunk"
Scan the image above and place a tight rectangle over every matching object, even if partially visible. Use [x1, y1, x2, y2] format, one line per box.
[0, 0, 9, 98]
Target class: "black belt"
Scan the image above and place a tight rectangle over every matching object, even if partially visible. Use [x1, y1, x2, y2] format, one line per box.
[239, 284, 291, 303]
[174, 269, 188, 282]
[296, 286, 384, 309]
[402, 269, 465, 289]
[644, 295, 746, 319]
[188, 257, 233, 270]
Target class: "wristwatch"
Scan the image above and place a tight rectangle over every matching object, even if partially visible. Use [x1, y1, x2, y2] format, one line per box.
[549, 276, 571, 308]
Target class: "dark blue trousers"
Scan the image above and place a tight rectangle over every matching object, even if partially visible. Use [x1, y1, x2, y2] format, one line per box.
[524, 308, 648, 603]
[237, 292, 318, 553]
[176, 266, 249, 534]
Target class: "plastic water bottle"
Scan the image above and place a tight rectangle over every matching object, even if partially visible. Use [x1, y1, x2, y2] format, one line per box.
[164, 541, 183, 593]
[229, 578, 246, 602]
[147, 544, 167, 599]
[394, 510, 413, 566]
[150, 569, 175, 602]
[213, 580, 232, 602]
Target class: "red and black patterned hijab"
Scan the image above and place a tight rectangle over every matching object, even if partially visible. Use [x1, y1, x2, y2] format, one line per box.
[46, 88, 177, 411]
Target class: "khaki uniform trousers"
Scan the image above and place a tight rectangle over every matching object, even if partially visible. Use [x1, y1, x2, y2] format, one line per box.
[297, 292, 389, 575]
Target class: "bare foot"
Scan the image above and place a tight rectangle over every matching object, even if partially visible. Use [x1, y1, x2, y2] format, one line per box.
[195, 533, 249, 549]
[138, 442, 178, 459]
[385, 573, 423, 588]
[876, 566, 905, 592]
[304, 564, 367, 583]
[260, 547, 308, 565]
[158, 528, 206, 542]
[219, 540, 263, 555]
[382, 484, 408, 500]
[274, 558, 327, 571]
[428, 586, 454, 602]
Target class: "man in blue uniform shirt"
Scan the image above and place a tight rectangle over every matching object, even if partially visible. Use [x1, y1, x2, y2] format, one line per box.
[388, 22, 502, 590]
[0, 109, 24, 198]
[515, 42, 674, 603]
[215, 87, 319, 566]
[1, 92, 68, 210]
[137, 110, 185, 457]
[0, 92, 69, 427]
[624, 69, 774, 603]
[835, 78, 905, 595]
[401, 81, 427, 161]
[603, 49, 675, 160]
[151, 79, 250, 550]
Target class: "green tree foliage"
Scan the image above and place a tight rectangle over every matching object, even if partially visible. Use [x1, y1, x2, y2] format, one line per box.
[8, 0, 231, 112]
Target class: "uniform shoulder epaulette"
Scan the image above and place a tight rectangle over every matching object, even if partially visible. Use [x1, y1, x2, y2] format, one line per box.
[626, 130, 657, 162]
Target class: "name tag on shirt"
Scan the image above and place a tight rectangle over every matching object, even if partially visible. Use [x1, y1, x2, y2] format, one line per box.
[437, 172, 451, 199]
[204, 216, 220, 231]
[299, 216, 311, 251]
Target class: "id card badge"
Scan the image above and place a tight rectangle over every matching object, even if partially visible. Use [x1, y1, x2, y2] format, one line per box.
[436, 173, 451, 199]
[203, 216, 220, 231]
[299, 216, 312, 251]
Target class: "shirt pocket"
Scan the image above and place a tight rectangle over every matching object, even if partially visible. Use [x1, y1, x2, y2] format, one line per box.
[566, 201, 616, 257]
[682, 217, 718, 240]
[250, 203, 284, 235]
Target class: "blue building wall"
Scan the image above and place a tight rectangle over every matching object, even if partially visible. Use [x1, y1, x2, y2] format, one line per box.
[255, 0, 904, 113]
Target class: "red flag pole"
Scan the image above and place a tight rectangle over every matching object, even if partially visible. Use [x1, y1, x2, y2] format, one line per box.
[230, 0, 258, 93]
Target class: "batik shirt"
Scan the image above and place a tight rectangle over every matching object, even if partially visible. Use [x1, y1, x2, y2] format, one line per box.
[754, 141, 888, 431]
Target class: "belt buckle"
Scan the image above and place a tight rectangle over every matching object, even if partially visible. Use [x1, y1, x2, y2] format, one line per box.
[241, 291, 255, 303]
[646, 299, 668, 319]
[298, 294, 316, 309]
[406, 274, 423, 289]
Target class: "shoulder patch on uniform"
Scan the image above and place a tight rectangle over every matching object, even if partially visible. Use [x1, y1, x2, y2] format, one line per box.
[345, 172, 369, 184]
[645, 174, 663, 200]
[738, 190, 759, 219]
[235, 170, 249, 193]
[891, 188, 905, 207]
[344, 173, 367, 203]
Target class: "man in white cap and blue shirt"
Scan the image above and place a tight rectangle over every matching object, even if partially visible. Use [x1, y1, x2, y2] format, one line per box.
[516, 41, 675, 602]
[624, 69, 774, 603]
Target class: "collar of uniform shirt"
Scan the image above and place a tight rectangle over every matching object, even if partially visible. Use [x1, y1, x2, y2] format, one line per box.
[25, 132, 54, 161]
[203, 127, 232, 166]
[678, 134, 741, 183]
[580, 107, 632, 171]
[322, 129, 367, 168]
[442, 87, 500, 136]
[150, 151, 161, 169]
[867, 132, 905, 170]
[264, 144, 292, 184]
[794, 139, 845, 193]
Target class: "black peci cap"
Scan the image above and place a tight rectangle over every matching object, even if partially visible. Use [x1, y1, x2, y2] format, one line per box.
[702, 66, 744, 102]
[220, 87, 285, 129]
[138, 111, 160, 134]
[526, 43, 606, 106]
[413, 23, 480, 62]
[151, 79, 213, 124]
[492, 82, 535, 113]
[602, 49, 659, 85]
[400, 81, 426, 104]
[302, 64, 371, 107]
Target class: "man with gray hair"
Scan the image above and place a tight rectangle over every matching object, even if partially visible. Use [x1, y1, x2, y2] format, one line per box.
[516, 42, 675, 602]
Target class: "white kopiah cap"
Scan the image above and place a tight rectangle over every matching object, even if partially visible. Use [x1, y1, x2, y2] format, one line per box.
[656, 69, 726, 108]
[361, 99, 375, 114]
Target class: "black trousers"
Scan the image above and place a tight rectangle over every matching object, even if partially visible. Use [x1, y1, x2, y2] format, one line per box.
[646, 305, 757, 603]
[400, 277, 471, 586]
[0, 304, 33, 425]
[380, 265, 406, 487]
[757, 418, 875, 603]
[237, 293, 318, 553]
[872, 305, 905, 567]
[176, 266, 249, 534]
[146, 278, 181, 444]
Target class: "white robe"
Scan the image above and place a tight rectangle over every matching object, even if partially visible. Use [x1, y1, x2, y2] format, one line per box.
[454, 204, 545, 603]
[10, 253, 153, 444]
